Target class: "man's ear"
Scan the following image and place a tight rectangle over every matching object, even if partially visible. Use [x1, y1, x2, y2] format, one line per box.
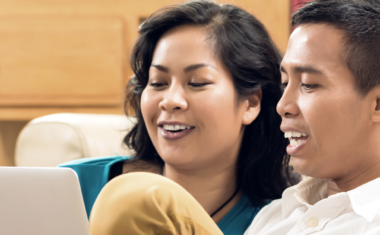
[370, 85, 380, 122]
[242, 88, 262, 125]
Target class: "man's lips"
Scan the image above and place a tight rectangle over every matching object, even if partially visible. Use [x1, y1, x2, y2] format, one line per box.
[282, 127, 309, 155]
[287, 137, 308, 154]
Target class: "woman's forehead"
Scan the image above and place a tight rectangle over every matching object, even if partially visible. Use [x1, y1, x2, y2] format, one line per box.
[151, 25, 221, 70]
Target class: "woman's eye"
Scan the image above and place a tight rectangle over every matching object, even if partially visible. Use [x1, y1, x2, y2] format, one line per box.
[149, 82, 166, 88]
[280, 82, 288, 92]
[301, 83, 318, 90]
[189, 83, 210, 87]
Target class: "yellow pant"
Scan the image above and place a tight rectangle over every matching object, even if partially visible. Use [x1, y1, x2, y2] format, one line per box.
[89, 172, 224, 235]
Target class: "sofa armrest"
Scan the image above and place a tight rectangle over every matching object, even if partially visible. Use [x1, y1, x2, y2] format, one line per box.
[15, 113, 136, 167]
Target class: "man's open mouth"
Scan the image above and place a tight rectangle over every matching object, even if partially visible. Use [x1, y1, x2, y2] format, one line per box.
[285, 131, 308, 147]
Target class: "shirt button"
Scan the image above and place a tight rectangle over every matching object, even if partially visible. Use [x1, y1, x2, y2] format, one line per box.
[308, 218, 318, 227]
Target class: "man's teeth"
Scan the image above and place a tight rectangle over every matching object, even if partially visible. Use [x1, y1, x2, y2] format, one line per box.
[163, 124, 192, 131]
[284, 131, 308, 147]
[290, 139, 306, 147]
[284, 131, 308, 138]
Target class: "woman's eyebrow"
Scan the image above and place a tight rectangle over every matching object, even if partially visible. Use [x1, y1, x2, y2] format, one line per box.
[151, 64, 169, 73]
[151, 63, 217, 73]
[183, 63, 216, 73]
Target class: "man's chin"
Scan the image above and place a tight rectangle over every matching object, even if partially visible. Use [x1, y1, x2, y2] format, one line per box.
[291, 157, 318, 178]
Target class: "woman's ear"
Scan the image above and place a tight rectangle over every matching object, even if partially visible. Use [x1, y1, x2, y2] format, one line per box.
[242, 88, 262, 125]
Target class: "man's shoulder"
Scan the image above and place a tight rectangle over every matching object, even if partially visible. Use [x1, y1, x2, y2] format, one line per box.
[244, 198, 283, 235]
[257, 198, 283, 218]
[244, 182, 309, 235]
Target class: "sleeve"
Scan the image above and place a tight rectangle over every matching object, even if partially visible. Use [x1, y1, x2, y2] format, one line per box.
[58, 156, 130, 217]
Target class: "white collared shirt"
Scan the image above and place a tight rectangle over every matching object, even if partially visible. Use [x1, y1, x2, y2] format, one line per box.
[245, 177, 380, 235]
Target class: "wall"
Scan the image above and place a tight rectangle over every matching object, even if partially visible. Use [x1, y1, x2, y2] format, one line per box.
[0, 0, 291, 166]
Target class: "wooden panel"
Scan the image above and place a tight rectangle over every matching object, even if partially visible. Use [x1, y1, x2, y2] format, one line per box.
[0, 121, 27, 166]
[0, 107, 124, 121]
[0, 0, 290, 57]
[244, 0, 291, 54]
[0, 0, 291, 166]
[0, 17, 125, 106]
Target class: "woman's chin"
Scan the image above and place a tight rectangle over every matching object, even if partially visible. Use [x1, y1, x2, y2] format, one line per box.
[161, 156, 204, 171]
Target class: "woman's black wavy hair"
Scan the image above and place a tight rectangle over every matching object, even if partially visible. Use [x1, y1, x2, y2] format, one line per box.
[124, 0, 295, 205]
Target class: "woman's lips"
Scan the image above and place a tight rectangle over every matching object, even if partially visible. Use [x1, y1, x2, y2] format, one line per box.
[159, 127, 193, 140]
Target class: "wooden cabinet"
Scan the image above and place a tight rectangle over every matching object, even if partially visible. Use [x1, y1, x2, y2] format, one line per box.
[0, 17, 125, 107]
[0, 0, 291, 165]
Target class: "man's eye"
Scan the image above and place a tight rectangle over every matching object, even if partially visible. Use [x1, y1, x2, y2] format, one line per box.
[189, 83, 210, 87]
[301, 83, 318, 90]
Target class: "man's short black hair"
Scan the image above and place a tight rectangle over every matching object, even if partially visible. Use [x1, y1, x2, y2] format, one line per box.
[293, 0, 380, 95]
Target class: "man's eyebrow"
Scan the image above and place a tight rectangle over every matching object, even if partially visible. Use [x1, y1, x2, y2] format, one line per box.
[293, 65, 323, 75]
[151, 64, 169, 73]
[183, 63, 216, 73]
[280, 65, 323, 75]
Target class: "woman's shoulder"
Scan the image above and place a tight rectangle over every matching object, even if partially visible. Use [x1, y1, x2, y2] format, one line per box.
[58, 155, 132, 217]
[218, 194, 266, 235]
[59, 155, 131, 168]
[58, 155, 132, 189]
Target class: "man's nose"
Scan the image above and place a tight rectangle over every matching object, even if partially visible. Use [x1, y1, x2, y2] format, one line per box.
[276, 85, 299, 117]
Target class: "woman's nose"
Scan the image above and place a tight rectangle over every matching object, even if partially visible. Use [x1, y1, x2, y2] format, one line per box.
[159, 85, 188, 112]
[276, 86, 299, 117]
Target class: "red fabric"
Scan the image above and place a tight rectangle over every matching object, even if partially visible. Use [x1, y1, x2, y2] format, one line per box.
[291, 0, 313, 14]
[291, 0, 313, 31]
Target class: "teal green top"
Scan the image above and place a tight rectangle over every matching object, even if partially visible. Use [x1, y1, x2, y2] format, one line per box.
[59, 156, 264, 235]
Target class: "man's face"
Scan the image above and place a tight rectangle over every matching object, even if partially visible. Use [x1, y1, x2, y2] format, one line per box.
[277, 23, 374, 179]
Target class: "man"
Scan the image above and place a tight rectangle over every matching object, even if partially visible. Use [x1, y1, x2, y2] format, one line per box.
[245, 0, 380, 234]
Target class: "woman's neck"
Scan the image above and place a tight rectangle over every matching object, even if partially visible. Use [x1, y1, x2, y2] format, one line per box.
[163, 163, 241, 223]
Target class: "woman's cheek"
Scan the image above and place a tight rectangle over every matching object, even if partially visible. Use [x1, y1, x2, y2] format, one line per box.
[140, 89, 158, 129]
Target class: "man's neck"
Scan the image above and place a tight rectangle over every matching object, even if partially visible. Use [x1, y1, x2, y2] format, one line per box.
[327, 161, 380, 196]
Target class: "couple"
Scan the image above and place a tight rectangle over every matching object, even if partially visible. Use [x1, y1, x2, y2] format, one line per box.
[62, 0, 380, 234]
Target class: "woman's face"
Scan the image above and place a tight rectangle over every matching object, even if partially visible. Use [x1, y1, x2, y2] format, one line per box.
[141, 25, 260, 171]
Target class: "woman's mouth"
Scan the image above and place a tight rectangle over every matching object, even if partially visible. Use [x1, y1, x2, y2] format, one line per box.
[159, 124, 195, 140]
[284, 131, 308, 154]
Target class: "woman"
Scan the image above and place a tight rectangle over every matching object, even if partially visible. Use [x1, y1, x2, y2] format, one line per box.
[60, 0, 295, 234]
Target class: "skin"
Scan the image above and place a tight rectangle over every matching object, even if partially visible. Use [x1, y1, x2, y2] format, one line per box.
[139, 25, 261, 222]
[278, 23, 380, 196]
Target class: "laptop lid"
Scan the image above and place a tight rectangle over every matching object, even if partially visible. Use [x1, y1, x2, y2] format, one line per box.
[0, 167, 89, 235]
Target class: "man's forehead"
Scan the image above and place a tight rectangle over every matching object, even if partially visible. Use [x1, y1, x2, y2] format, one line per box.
[281, 23, 346, 72]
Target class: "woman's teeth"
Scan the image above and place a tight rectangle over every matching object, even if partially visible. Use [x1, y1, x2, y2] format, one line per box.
[284, 131, 308, 147]
[163, 124, 192, 132]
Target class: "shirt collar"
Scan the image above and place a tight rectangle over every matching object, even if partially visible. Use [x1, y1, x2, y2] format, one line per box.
[282, 177, 327, 219]
[282, 176, 380, 222]
[348, 177, 380, 222]
[293, 177, 328, 207]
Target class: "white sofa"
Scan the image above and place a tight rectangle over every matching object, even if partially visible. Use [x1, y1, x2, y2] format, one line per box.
[15, 113, 136, 167]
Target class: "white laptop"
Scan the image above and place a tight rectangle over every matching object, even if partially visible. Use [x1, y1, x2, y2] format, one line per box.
[0, 167, 89, 235]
